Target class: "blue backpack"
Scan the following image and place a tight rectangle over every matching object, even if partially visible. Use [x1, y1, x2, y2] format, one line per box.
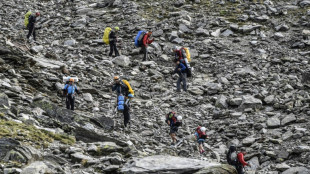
[117, 95, 125, 111]
[134, 30, 146, 47]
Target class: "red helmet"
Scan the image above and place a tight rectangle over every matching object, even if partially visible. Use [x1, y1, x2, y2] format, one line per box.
[35, 12, 40, 16]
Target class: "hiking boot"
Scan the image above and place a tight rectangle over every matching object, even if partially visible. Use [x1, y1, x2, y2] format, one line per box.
[171, 142, 175, 146]
[176, 89, 181, 92]
[200, 150, 205, 154]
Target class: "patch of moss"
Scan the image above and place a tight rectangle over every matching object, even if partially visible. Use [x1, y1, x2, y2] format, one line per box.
[0, 119, 75, 147]
[81, 159, 88, 167]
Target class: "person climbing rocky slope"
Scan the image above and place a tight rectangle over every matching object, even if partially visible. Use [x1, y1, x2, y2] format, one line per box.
[0, 0, 310, 173]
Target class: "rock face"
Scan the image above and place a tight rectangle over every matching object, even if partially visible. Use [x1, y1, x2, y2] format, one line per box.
[0, 0, 310, 173]
[121, 155, 236, 174]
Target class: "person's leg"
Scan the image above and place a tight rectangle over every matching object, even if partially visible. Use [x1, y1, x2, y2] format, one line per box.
[27, 25, 33, 39]
[109, 43, 113, 56]
[182, 73, 187, 91]
[142, 46, 147, 61]
[114, 42, 120, 56]
[177, 75, 181, 92]
[66, 96, 70, 109]
[71, 96, 75, 110]
[123, 105, 130, 127]
[33, 28, 36, 41]
[236, 165, 244, 174]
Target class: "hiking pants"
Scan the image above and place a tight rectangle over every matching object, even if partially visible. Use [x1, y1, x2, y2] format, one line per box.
[141, 45, 148, 61]
[177, 73, 187, 91]
[123, 104, 130, 127]
[235, 165, 244, 174]
[66, 95, 75, 110]
[27, 24, 36, 41]
[109, 41, 119, 57]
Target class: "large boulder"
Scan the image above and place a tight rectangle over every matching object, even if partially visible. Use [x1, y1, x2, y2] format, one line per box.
[239, 95, 262, 109]
[121, 155, 235, 174]
[112, 55, 131, 67]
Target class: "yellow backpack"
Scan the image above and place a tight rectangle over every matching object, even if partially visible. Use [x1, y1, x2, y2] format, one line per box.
[24, 11, 32, 27]
[122, 80, 134, 95]
[102, 27, 112, 44]
[183, 47, 191, 62]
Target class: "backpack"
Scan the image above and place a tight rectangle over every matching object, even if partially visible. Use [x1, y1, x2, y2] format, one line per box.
[227, 145, 238, 165]
[24, 11, 32, 27]
[182, 47, 191, 62]
[103, 27, 112, 45]
[117, 95, 125, 111]
[165, 112, 176, 124]
[122, 80, 134, 96]
[135, 31, 146, 47]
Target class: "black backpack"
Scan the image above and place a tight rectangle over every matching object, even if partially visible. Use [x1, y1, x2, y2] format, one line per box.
[227, 145, 238, 165]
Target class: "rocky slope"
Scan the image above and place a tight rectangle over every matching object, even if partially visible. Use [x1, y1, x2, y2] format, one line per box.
[1, 0, 310, 173]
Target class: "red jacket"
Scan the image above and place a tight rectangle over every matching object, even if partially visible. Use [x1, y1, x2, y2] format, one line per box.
[237, 152, 248, 167]
[142, 34, 153, 47]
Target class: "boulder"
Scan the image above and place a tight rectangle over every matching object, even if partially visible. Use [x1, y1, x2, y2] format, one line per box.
[0, 93, 10, 108]
[281, 114, 296, 126]
[215, 95, 228, 109]
[112, 56, 131, 67]
[239, 95, 262, 109]
[30, 45, 44, 54]
[282, 167, 309, 174]
[64, 39, 76, 46]
[267, 117, 281, 128]
[121, 155, 232, 174]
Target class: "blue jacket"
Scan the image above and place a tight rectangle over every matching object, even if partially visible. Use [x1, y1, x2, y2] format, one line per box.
[174, 63, 186, 74]
[64, 84, 78, 95]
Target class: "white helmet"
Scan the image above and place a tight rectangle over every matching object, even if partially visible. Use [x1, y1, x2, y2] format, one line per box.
[200, 127, 206, 132]
[177, 115, 182, 121]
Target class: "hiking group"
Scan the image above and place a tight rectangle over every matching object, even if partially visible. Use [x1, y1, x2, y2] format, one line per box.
[25, 11, 250, 174]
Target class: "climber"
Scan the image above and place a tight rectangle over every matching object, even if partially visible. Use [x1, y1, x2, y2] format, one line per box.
[165, 112, 182, 145]
[194, 126, 207, 154]
[171, 59, 187, 92]
[109, 27, 120, 57]
[227, 146, 251, 174]
[27, 12, 40, 42]
[173, 46, 191, 69]
[140, 31, 154, 61]
[63, 78, 80, 111]
[111, 76, 134, 128]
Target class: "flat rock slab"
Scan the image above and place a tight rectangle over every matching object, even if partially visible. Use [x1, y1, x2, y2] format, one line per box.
[121, 155, 220, 174]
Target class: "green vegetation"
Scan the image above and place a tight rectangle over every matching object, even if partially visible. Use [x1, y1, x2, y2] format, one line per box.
[0, 119, 75, 147]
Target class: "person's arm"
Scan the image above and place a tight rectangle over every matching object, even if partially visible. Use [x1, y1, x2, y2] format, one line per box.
[180, 63, 186, 71]
[142, 35, 147, 46]
[147, 38, 154, 44]
[112, 84, 117, 91]
[75, 86, 80, 94]
[237, 153, 248, 166]
[63, 84, 68, 90]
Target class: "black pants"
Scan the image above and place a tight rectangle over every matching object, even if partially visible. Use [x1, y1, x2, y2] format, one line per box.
[123, 104, 130, 127]
[140, 45, 148, 61]
[27, 24, 36, 41]
[235, 165, 244, 174]
[66, 95, 75, 110]
[109, 42, 119, 57]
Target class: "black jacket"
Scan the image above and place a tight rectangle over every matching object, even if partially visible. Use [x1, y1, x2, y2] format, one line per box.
[109, 31, 117, 43]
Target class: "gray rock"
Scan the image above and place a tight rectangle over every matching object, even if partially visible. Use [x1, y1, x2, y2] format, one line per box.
[228, 98, 242, 106]
[293, 146, 310, 153]
[221, 29, 234, 37]
[267, 117, 281, 128]
[275, 163, 290, 172]
[83, 93, 93, 102]
[169, 31, 179, 41]
[71, 152, 94, 163]
[121, 155, 225, 174]
[264, 95, 275, 104]
[112, 55, 131, 67]
[275, 24, 290, 32]
[196, 28, 209, 36]
[239, 95, 262, 109]
[215, 95, 228, 109]
[0, 93, 10, 108]
[30, 45, 44, 54]
[20, 161, 49, 174]
[281, 114, 296, 126]
[242, 137, 256, 146]
[282, 167, 309, 174]
[64, 39, 76, 46]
